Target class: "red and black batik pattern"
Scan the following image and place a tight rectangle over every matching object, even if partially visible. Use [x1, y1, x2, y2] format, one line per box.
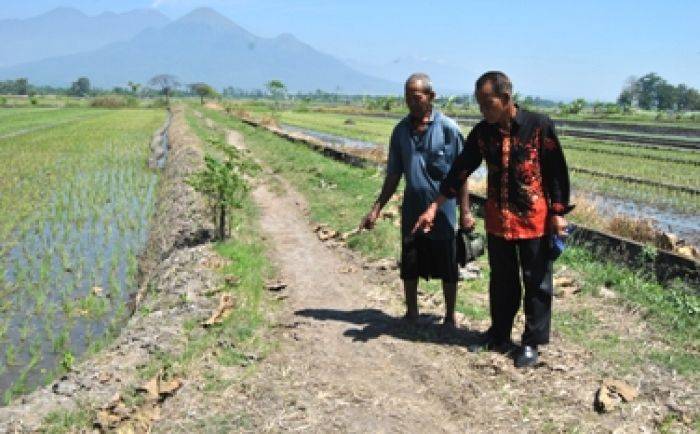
[441, 108, 572, 240]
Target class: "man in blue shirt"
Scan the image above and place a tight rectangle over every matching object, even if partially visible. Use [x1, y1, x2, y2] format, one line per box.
[360, 73, 473, 328]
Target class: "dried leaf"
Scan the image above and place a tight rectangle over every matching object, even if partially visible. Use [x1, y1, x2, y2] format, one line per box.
[224, 274, 240, 286]
[201, 294, 235, 327]
[266, 281, 287, 292]
[138, 373, 182, 401]
[603, 378, 638, 402]
[595, 379, 638, 413]
[595, 384, 618, 413]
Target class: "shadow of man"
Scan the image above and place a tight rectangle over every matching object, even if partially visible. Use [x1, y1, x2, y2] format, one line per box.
[295, 308, 485, 347]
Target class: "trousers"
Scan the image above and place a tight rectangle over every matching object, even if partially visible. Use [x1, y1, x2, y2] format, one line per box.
[487, 234, 554, 346]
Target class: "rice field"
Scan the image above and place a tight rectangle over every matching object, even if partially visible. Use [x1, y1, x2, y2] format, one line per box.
[247, 108, 700, 214]
[0, 107, 165, 403]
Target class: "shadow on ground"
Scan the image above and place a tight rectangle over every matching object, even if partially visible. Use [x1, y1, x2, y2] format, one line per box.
[295, 308, 488, 348]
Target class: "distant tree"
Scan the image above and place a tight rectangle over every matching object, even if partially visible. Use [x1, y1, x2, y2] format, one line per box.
[560, 98, 586, 115]
[16, 78, 29, 95]
[265, 79, 287, 100]
[127, 81, 141, 95]
[676, 84, 700, 111]
[635, 73, 665, 109]
[656, 82, 678, 110]
[69, 77, 91, 97]
[149, 74, 179, 105]
[189, 82, 218, 105]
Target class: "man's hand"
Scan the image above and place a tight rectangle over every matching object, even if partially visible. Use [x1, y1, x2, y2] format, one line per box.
[412, 203, 438, 234]
[550, 215, 568, 236]
[359, 206, 381, 230]
[460, 212, 476, 232]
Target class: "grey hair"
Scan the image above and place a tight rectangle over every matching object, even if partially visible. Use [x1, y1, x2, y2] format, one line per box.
[475, 71, 512, 97]
[405, 73, 434, 94]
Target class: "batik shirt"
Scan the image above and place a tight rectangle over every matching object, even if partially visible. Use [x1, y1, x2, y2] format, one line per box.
[440, 108, 572, 240]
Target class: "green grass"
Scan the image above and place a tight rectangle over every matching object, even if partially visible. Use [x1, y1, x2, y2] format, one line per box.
[200, 105, 699, 379]
[561, 136, 700, 164]
[197, 106, 401, 260]
[0, 107, 103, 138]
[129, 104, 274, 403]
[41, 407, 96, 433]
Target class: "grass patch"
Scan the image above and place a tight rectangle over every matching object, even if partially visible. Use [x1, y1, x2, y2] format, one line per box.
[128, 106, 274, 398]
[556, 246, 699, 375]
[41, 407, 96, 433]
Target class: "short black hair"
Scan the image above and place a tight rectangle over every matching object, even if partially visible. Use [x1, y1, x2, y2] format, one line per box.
[405, 72, 434, 94]
[475, 71, 512, 97]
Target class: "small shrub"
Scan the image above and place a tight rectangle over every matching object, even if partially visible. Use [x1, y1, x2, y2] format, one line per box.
[125, 96, 140, 108]
[90, 95, 127, 108]
[148, 98, 168, 108]
[0, 96, 6, 106]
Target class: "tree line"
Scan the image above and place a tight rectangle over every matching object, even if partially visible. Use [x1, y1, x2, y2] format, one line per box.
[3, 72, 698, 112]
[617, 73, 699, 110]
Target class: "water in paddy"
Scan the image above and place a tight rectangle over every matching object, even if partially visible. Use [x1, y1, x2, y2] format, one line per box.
[0, 140, 165, 401]
[280, 123, 379, 149]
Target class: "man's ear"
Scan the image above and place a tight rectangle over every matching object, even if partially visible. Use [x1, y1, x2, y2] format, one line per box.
[500, 92, 511, 105]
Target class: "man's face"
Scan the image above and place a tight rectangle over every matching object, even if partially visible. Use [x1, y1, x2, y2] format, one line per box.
[476, 81, 509, 124]
[405, 80, 434, 117]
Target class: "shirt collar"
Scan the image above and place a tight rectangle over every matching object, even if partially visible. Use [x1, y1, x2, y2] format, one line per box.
[513, 104, 526, 126]
[407, 108, 437, 125]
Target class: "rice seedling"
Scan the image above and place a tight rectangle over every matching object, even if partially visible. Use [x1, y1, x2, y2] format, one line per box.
[0, 107, 165, 397]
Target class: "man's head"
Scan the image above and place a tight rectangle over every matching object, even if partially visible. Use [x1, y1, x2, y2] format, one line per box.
[475, 71, 514, 125]
[404, 73, 435, 118]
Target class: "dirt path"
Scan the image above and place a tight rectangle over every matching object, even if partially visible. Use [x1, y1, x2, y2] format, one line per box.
[154, 121, 697, 433]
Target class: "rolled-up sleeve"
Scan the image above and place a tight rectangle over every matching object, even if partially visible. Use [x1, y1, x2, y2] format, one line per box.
[386, 126, 402, 176]
[541, 120, 573, 215]
[439, 127, 483, 198]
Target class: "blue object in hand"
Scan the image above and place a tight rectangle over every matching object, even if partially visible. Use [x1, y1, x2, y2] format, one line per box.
[549, 227, 570, 261]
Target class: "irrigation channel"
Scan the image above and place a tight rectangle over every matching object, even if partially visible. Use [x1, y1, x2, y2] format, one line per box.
[0, 113, 171, 402]
[276, 123, 700, 249]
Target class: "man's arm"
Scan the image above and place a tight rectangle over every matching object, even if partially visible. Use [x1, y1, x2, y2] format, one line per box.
[359, 173, 401, 230]
[414, 127, 482, 234]
[360, 126, 403, 230]
[541, 119, 573, 235]
[458, 179, 475, 231]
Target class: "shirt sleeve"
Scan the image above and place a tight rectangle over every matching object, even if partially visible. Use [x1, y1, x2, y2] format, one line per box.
[386, 125, 403, 176]
[540, 119, 574, 215]
[439, 126, 483, 199]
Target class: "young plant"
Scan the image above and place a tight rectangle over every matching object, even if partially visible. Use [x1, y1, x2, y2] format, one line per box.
[186, 139, 256, 240]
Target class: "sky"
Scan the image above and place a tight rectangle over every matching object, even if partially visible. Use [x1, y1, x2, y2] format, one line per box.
[1, 0, 698, 100]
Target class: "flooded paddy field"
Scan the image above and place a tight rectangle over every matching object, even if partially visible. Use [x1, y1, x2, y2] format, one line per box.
[265, 110, 700, 250]
[0, 107, 166, 403]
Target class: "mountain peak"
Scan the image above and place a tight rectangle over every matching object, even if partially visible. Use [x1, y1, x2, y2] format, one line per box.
[177, 7, 235, 29]
[42, 7, 86, 19]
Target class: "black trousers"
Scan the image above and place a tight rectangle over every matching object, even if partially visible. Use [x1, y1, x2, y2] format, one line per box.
[487, 234, 554, 346]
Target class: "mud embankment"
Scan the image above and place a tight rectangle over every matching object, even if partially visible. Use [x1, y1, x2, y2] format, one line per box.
[0, 106, 218, 432]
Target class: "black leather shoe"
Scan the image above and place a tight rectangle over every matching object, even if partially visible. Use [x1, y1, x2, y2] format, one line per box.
[515, 345, 539, 368]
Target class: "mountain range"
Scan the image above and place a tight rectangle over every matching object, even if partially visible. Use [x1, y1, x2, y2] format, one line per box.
[0, 7, 399, 94]
[0, 7, 169, 68]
